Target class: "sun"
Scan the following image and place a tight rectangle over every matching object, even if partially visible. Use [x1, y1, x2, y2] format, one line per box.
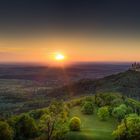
[55, 53, 65, 61]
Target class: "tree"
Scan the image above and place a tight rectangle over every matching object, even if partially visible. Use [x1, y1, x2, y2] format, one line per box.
[39, 101, 68, 140]
[113, 114, 140, 140]
[112, 104, 131, 122]
[29, 109, 47, 120]
[48, 100, 69, 120]
[69, 117, 81, 131]
[0, 121, 13, 140]
[40, 114, 56, 140]
[15, 114, 37, 139]
[97, 106, 110, 121]
[81, 101, 94, 114]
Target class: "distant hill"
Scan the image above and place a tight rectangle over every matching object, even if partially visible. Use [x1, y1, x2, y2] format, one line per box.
[0, 64, 139, 115]
[50, 70, 140, 100]
[1, 69, 140, 116]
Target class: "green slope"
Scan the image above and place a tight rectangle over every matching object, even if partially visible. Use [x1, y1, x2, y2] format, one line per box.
[66, 106, 117, 140]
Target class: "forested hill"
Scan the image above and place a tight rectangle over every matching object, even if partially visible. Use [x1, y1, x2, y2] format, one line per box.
[50, 70, 140, 100]
[1, 69, 140, 115]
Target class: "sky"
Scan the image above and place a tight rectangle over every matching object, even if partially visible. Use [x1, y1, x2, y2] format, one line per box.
[0, 0, 140, 64]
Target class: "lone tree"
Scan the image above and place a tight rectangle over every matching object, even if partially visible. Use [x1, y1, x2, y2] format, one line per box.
[69, 117, 81, 131]
[81, 101, 94, 115]
[97, 106, 110, 121]
[0, 121, 13, 140]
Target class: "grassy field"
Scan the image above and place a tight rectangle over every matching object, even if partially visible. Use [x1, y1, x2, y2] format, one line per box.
[66, 106, 117, 140]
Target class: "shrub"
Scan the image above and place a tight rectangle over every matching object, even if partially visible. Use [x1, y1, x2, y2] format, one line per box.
[0, 121, 13, 140]
[81, 101, 94, 114]
[97, 106, 110, 121]
[69, 117, 81, 131]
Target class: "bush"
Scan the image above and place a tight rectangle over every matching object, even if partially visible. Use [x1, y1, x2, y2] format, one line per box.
[81, 101, 94, 114]
[0, 121, 13, 140]
[69, 117, 81, 131]
[97, 106, 109, 121]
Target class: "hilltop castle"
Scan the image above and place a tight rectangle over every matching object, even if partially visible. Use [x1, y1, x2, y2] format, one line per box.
[130, 62, 140, 71]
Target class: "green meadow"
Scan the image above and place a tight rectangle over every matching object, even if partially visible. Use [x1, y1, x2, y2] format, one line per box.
[66, 106, 117, 140]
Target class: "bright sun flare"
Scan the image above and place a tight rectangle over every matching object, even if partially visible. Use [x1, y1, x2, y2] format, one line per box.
[55, 53, 65, 61]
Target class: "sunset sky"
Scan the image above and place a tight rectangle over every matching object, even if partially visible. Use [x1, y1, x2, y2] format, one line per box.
[0, 0, 140, 64]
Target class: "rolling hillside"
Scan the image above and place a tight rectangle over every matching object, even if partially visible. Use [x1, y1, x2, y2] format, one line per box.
[0, 69, 140, 116]
[50, 70, 140, 100]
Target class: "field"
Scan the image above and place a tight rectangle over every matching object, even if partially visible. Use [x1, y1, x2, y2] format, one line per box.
[66, 106, 117, 140]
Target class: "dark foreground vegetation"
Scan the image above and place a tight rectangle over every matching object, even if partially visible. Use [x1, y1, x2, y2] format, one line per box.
[0, 93, 140, 140]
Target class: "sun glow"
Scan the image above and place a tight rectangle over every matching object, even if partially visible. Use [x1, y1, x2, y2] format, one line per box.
[55, 53, 65, 61]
